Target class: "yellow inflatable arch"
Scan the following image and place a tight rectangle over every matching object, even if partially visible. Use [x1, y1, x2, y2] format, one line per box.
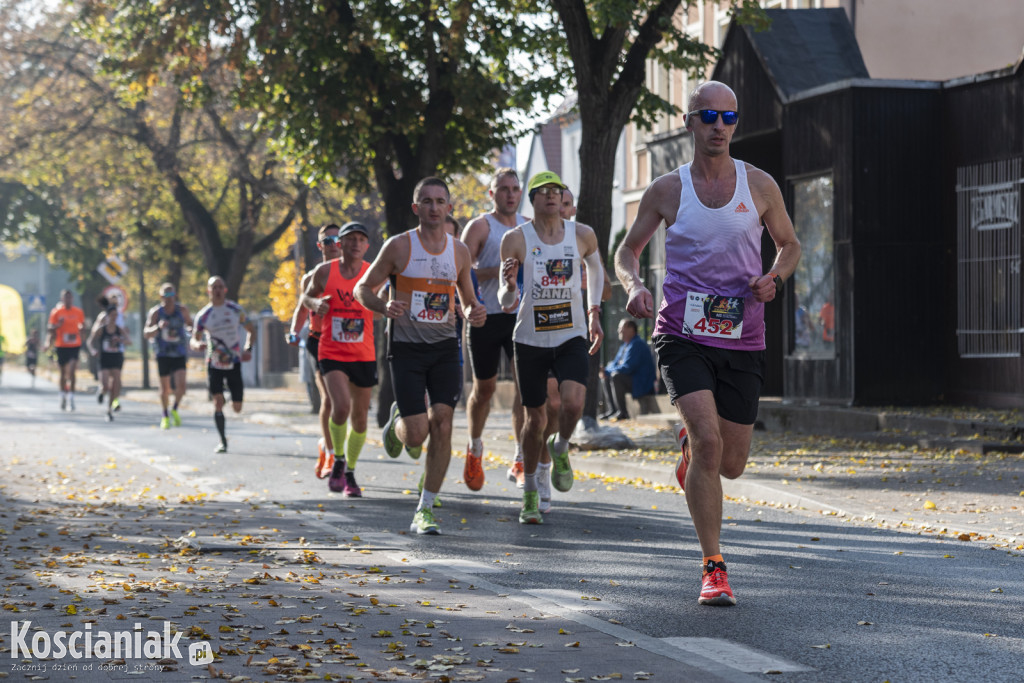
[0, 284, 27, 355]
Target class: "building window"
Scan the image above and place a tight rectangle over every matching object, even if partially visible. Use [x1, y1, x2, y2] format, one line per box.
[955, 158, 1022, 358]
[790, 174, 835, 360]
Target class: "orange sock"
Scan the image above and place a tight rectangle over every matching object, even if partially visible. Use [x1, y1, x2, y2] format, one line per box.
[702, 554, 725, 570]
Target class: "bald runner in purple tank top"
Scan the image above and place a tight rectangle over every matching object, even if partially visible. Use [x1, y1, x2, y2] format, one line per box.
[615, 80, 801, 610]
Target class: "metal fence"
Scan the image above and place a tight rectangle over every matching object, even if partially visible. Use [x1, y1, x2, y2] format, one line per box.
[956, 157, 1023, 358]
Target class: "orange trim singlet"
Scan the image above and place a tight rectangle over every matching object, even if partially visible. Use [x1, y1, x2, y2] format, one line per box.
[318, 260, 375, 362]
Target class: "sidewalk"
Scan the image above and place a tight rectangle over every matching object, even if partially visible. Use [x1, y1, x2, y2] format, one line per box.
[39, 358, 1024, 548]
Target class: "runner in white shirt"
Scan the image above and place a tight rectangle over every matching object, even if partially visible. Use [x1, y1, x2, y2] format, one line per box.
[191, 276, 255, 453]
[497, 171, 605, 524]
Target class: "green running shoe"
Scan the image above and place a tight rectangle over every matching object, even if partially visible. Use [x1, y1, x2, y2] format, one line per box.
[382, 402, 403, 458]
[160, 416, 170, 430]
[519, 490, 543, 525]
[406, 444, 422, 460]
[171, 408, 181, 427]
[410, 507, 440, 535]
[547, 435, 574, 492]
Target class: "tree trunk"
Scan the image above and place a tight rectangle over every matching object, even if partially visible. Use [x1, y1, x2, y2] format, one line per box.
[575, 118, 621, 420]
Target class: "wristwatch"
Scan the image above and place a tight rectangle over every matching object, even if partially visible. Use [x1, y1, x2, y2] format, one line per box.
[769, 272, 783, 294]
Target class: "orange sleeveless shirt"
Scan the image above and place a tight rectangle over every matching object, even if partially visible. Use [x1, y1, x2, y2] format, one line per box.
[318, 260, 375, 362]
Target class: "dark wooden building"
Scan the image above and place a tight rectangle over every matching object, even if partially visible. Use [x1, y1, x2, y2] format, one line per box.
[691, 8, 1024, 407]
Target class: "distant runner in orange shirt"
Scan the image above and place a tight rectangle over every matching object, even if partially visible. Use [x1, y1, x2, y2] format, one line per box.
[45, 289, 85, 411]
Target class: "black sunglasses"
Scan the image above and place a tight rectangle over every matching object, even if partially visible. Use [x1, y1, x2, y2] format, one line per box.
[320, 235, 342, 246]
[689, 109, 739, 125]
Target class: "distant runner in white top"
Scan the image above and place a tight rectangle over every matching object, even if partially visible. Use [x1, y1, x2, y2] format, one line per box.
[191, 276, 255, 454]
[460, 167, 529, 493]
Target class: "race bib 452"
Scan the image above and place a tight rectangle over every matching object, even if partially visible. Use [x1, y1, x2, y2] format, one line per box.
[683, 291, 744, 339]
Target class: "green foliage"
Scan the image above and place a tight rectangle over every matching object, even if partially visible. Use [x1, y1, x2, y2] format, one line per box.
[83, 0, 565, 232]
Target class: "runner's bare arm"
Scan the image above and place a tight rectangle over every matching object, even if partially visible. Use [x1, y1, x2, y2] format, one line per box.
[497, 228, 525, 312]
[143, 307, 161, 339]
[615, 173, 679, 319]
[455, 240, 486, 327]
[86, 323, 101, 356]
[748, 167, 801, 303]
[355, 234, 408, 318]
[577, 223, 605, 355]
[291, 271, 314, 334]
[190, 317, 206, 351]
[180, 305, 193, 329]
[300, 266, 333, 318]
[460, 216, 500, 282]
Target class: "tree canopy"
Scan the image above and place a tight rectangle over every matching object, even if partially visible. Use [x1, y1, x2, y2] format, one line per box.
[83, 0, 563, 233]
[0, 0, 336, 302]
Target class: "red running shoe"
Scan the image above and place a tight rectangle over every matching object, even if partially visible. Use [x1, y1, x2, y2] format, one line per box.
[464, 451, 485, 491]
[674, 428, 690, 490]
[699, 560, 736, 606]
[506, 461, 525, 488]
[315, 439, 334, 480]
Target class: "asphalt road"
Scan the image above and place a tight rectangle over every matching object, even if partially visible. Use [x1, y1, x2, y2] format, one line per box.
[1, 370, 1022, 682]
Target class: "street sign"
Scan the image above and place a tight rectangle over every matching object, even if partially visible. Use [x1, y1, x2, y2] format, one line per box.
[26, 294, 46, 313]
[101, 285, 129, 314]
[97, 254, 129, 285]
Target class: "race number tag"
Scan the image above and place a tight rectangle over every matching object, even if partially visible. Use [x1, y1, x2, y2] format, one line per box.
[161, 325, 180, 342]
[683, 291, 744, 339]
[533, 301, 574, 332]
[331, 317, 365, 343]
[533, 259, 573, 289]
[62, 332, 78, 344]
[101, 336, 120, 353]
[410, 291, 450, 324]
[210, 348, 235, 370]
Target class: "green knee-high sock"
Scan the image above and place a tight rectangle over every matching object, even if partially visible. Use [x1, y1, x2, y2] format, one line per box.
[329, 418, 348, 458]
[346, 429, 367, 469]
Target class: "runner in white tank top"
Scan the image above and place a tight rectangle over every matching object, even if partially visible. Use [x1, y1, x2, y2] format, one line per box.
[459, 168, 529, 492]
[354, 177, 486, 536]
[497, 171, 606, 524]
[613, 81, 801, 607]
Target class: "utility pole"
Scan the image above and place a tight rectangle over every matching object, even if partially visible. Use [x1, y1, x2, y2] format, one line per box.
[139, 261, 150, 389]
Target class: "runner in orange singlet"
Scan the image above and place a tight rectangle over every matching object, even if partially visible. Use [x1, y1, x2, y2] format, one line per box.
[45, 289, 85, 411]
[302, 222, 377, 496]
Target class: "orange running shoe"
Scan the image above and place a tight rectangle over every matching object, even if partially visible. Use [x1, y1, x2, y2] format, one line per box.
[463, 450, 485, 491]
[699, 560, 736, 606]
[506, 461, 525, 488]
[315, 438, 334, 480]
[673, 428, 690, 491]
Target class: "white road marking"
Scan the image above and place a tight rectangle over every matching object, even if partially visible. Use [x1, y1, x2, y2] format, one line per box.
[662, 637, 814, 673]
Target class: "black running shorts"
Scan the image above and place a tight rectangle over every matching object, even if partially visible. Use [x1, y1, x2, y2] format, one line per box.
[467, 312, 516, 380]
[306, 335, 320, 366]
[56, 346, 80, 366]
[99, 352, 124, 371]
[388, 338, 462, 417]
[207, 362, 244, 403]
[514, 336, 589, 408]
[157, 356, 187, 377]
[653, 334, 764, 425]
[318, 359, 378, 388]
